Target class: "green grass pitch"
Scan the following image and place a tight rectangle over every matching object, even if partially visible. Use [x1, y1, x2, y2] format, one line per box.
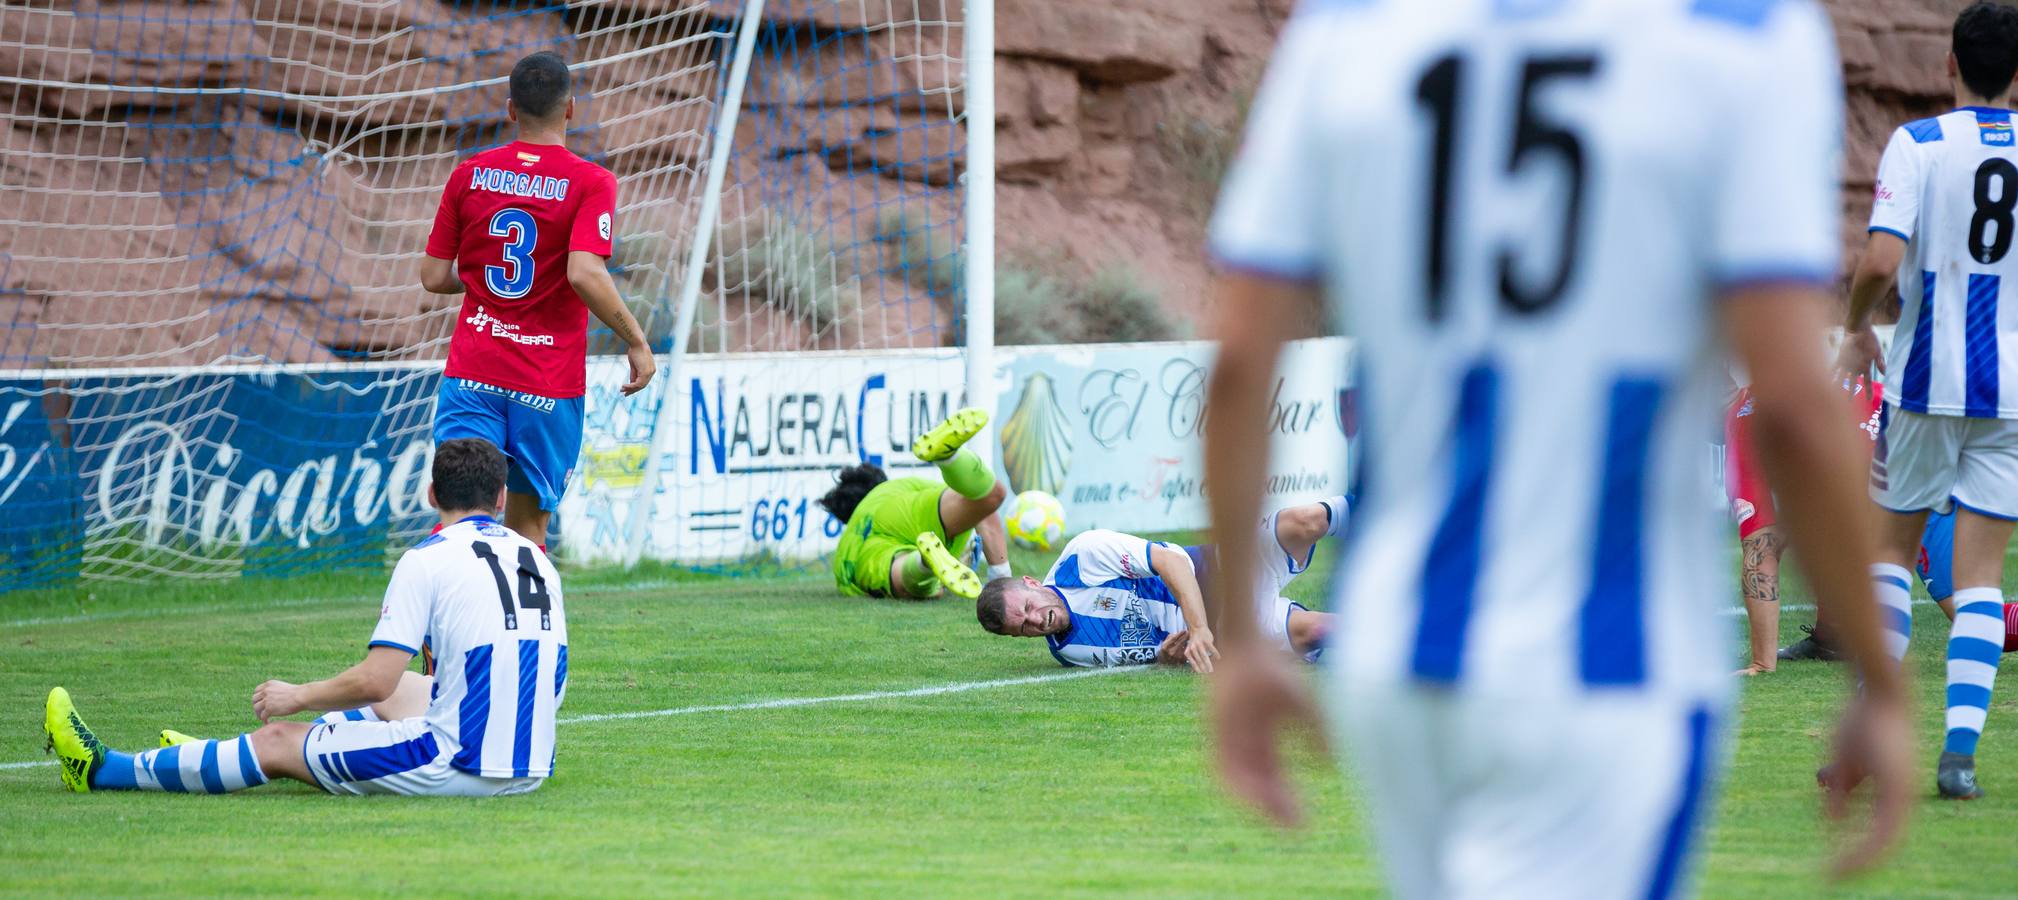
[2, 537, 2016, 897]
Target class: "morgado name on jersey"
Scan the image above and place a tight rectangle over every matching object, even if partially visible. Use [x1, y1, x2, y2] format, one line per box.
[470, 166, 570, 201]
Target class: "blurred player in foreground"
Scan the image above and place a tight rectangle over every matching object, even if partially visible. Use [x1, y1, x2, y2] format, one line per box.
[1202, 1, 1911, 896]
[421, 51, 655, 548]
[975, 497, 1349, 668]
[45, 438, 569, 797]
[819, 408, 1010, 601]
[1837, 0, 2018, 799]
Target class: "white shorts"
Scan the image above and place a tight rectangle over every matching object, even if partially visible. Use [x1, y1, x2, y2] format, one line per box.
[1329, 682, 1724, 900]
[1872, 407, 2018, 518]
[302, 717, 544, 797]
[1257, 595, 1310, 656]
[1256, 507, 1316, 596]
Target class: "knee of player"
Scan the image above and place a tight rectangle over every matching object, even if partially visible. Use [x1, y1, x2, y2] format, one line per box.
[983, 479, 1009, 509]
[1279, 504, 1330, 544]
[250, 721, 310, 768]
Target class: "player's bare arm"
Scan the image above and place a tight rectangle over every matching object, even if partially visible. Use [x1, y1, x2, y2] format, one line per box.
[1204, 273, 1325, 827]
[1837, 231, 1906, 375]
[419, 254, 466, 294]
[1724, 286, 1912, 877]
[251, 645, 413, 723]
[567, 249, 655, 395]
[1148, 542, 1215, 673]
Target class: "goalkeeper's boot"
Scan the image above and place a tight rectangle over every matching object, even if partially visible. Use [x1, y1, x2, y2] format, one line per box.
[911, 407, 990, 463]
[916, 532, 982, 600]
[160, 729, 199, 748]
[1938, 751, 1985, 800]
[43, 687, 106, 793]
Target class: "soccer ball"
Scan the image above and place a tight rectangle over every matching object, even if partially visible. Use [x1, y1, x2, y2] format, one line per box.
[1005, 490, 1067, 551]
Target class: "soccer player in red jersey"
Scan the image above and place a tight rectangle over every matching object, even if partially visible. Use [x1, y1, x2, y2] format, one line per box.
[419, 51, 655, 548]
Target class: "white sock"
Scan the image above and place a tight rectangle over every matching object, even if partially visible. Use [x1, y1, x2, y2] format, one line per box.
[1945, 587, 2005, 757]
[987, 562, 1012, 581]
[1871, 563, 1914, 662]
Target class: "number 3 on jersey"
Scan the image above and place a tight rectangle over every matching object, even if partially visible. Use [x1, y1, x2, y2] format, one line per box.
[484, 208, 537, 298]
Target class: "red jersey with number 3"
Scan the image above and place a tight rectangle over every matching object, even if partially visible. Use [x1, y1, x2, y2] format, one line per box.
[426, 140, 617, 399]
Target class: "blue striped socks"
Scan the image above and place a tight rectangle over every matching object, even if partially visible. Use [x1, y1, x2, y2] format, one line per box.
[1871, 563, 1914, 661]
[313, 706, 380, 726]
[1945, 587, 2005, 757]
[91, 735, 268, 793]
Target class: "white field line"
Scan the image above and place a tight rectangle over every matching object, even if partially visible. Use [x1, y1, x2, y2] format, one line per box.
[0, 597, 1944, 772]
[0, 667, 1140, 773]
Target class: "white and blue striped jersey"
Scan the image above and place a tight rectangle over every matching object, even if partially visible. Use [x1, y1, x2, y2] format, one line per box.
[1210, 0, 1841, 699]
[1044, 530, 1192, 667]
[371, 514, 569, 777]
[1869, 106, 2018, 417]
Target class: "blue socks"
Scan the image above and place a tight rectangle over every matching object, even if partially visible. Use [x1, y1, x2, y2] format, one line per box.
[90, 735, 268, 793]
[1871, 563, 1914, 662]
[1946, 587, 2005, 757]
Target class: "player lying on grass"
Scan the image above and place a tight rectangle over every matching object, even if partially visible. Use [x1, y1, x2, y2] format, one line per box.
[974, 497, 1350, 669]
[43, 438, 569, 797]
[818, 407, 1010, 601]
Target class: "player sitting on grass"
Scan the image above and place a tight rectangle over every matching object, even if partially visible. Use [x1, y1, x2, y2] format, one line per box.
[818, 407, 1011, 601]
[43, 438, 569, 798]
[974, 497, 1349, 669]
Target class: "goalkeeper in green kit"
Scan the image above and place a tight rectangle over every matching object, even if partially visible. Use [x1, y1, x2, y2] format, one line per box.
[819, 408, 1012, 600]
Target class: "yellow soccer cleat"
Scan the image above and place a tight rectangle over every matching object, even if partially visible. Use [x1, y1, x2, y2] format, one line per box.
[160, 729, 199, 748]
[911, 407, 990, 463]
[916, 531, 982, 600]
[43, 687, 106, 794]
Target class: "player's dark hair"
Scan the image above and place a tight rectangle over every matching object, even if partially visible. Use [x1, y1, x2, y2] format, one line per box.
[433, 438, 508, 514]
[510, 51, 572, 121]
[976, 578, 1012, 635]
[817, 462, 887, 524]
[1954, 2, 2018, 101]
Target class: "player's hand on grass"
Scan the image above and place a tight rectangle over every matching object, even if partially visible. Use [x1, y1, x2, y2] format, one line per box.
[1184, 626, 1219, 674]
[252, 680, 304, 723]
[1211, 651, 1322, 827]
[622, 342, 657, 395]
[1156, 631, 1190, 667]
[1819, 691, 1913, 880]
[1835, 328, 1885, 379]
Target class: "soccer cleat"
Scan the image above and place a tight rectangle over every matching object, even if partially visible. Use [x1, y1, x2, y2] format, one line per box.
[1938, 751, 1985, 800]
[159, 729, 198, 748]
[910, 407, 990, 463]
[916, 531, 982, 600]
[1777, 624, 1844, 662]
[43, 687, 105, 793]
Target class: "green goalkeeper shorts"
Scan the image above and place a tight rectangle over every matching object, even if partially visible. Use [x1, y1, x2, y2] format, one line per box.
[830, 476, 972, 598]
